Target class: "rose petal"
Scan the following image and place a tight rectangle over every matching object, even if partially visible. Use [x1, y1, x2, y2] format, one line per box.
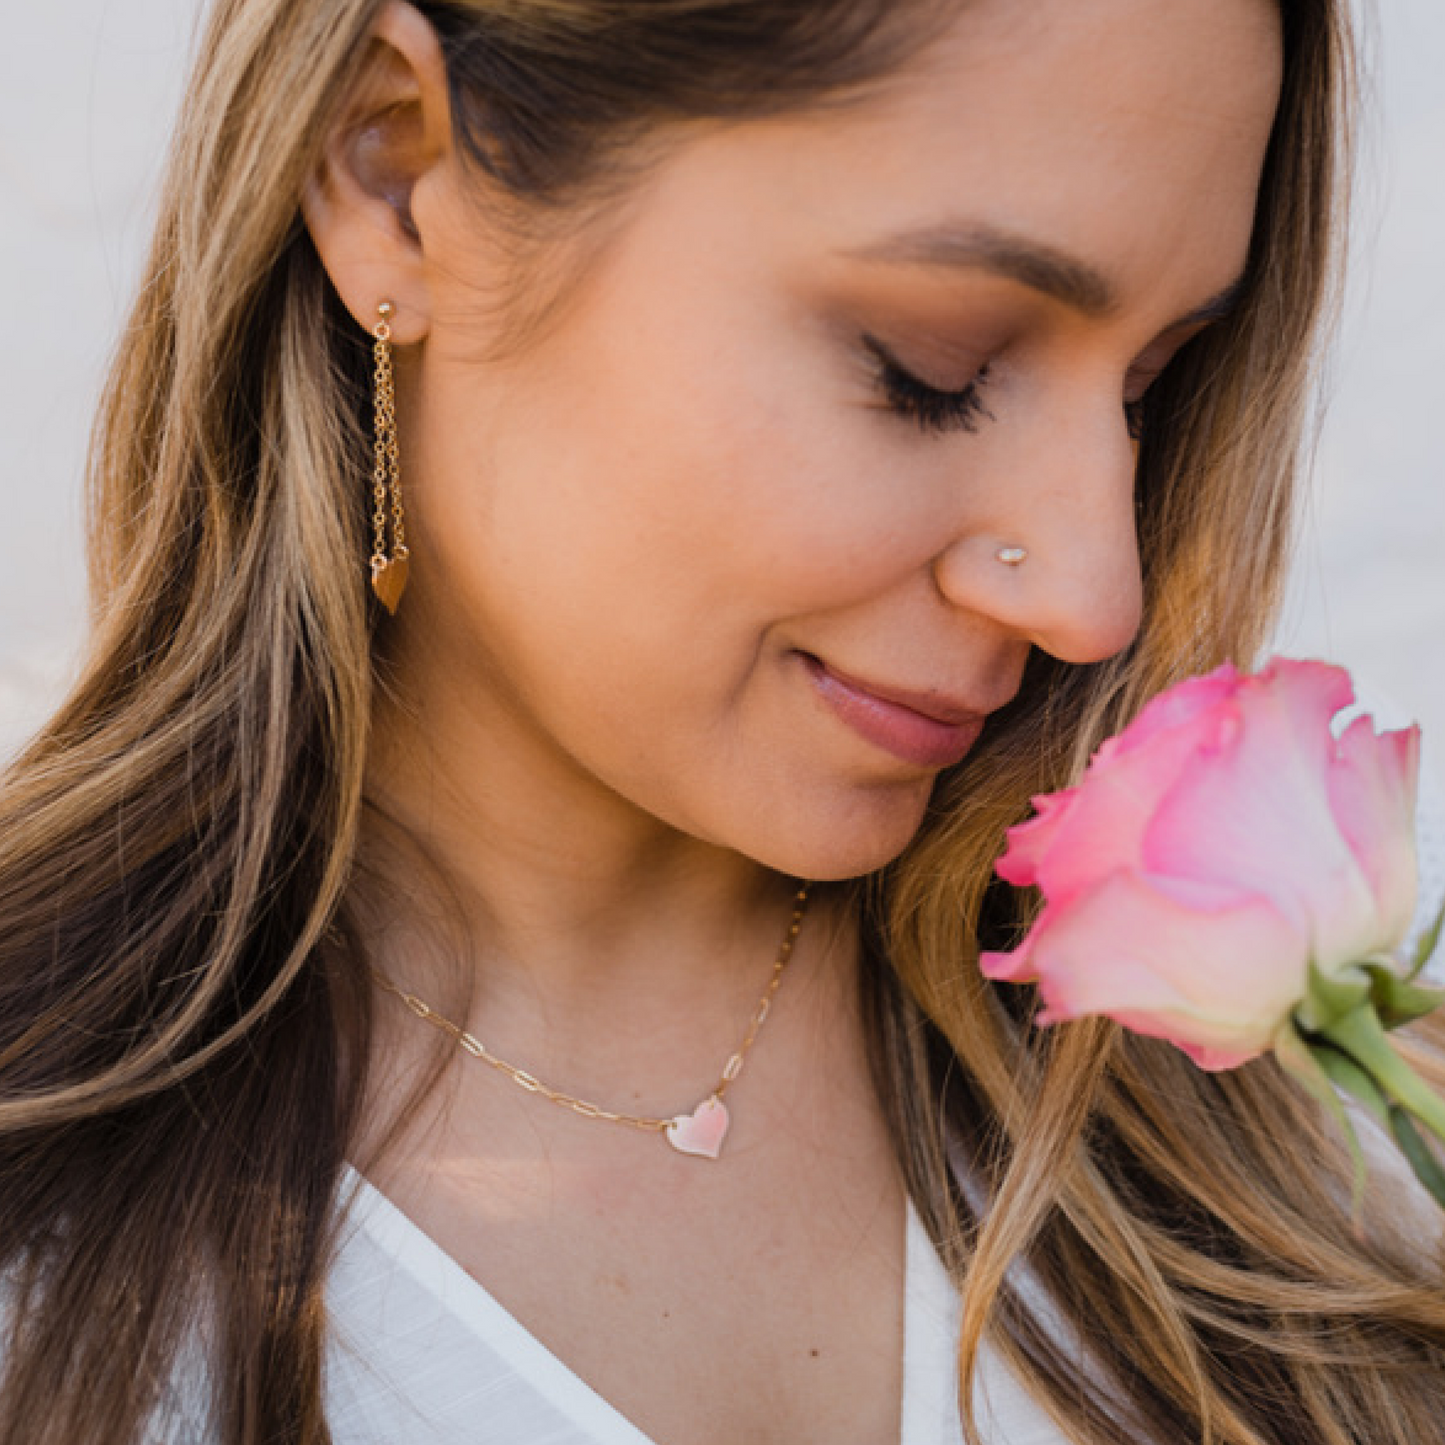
[1162, 1038, 1261, 1072]
[1014, 871, 1310, 1066]
[1014, 704, 1240, 911]
[1142, 661, 1384, 970]
[994, 668, 1245, 890]
[1256, 656, 1357, 756]
[1327, 717, 1421, 953]
[979, 942, 1035, 983]
[1103, 662, 1243, 762]
[994, 787, 1082, 887]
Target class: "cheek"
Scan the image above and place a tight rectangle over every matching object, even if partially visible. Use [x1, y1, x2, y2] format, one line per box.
[404, 365, 944, 875]
[395, 261, 993, 875]
[420, 312, 945, 692]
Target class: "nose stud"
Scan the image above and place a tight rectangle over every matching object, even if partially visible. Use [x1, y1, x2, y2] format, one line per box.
[996, 546, 1028, 567]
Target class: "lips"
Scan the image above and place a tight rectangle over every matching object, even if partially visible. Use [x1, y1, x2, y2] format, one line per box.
[800, 653, 990, 770]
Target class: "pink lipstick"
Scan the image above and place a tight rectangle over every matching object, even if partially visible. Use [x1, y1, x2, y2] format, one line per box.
[801, 654, 987, 769]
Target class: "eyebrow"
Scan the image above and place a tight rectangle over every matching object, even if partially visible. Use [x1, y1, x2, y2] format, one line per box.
[842, 221, 1247, 328]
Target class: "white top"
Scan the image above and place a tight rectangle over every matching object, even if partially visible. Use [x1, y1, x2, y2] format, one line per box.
[320, 1170, 1070, 1445]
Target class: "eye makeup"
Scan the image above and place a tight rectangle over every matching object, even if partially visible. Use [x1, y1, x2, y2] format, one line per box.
[860, 333, 994, 437]
[850, 296, 1221, 446]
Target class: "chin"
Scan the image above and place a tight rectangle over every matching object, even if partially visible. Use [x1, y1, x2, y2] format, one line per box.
[730, 773, 936, 883]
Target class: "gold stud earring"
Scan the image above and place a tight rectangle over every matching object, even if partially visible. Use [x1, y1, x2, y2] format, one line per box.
[369, 300, 410, 614]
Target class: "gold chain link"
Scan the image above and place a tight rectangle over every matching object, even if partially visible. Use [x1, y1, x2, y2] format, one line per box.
[375, 883, 811, 1134]
[371, 303, 397, 571]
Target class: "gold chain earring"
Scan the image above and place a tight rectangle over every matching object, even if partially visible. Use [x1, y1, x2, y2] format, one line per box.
[369, 300, 410, 614]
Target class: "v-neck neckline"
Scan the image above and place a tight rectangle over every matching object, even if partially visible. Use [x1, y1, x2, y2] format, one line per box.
[337, 1164, 959, 1445]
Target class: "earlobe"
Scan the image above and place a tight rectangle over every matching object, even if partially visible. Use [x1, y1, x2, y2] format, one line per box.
[300, 1, 453, 344]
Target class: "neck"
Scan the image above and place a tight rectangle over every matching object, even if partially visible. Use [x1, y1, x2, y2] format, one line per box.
[356, 682, 855, 1094]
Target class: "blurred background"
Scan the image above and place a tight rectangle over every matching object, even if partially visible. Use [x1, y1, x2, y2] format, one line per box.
[0, 1, 1440, 774]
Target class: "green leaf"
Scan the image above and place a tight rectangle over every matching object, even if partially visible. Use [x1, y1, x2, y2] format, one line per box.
[1409, 896, 1445, 983]
[1312, 1043, 1391, 1130]
[1274, 1020, 1369, 1218]
[1361, 961, 1445, 1031]
[1295, 962, 1371, 1034]
[1388, 1107, 1445, 1212]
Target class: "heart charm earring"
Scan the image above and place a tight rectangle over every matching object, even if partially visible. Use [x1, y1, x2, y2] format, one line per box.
[369, 300, 410, 614]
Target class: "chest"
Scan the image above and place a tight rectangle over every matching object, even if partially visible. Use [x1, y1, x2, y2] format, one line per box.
[330, 1165, 962, 1445]
[363, 1106, 912, 1445]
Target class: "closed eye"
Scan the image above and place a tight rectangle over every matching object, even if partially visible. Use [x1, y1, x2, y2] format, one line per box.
[1124, 321, 1219, 443]
[861, 334, 994, 437]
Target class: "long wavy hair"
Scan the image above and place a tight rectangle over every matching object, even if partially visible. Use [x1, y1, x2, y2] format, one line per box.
[3, 1, 1442, 1442]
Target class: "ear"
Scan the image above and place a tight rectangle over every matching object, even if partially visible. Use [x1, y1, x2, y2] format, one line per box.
[301, 1, 453, 344]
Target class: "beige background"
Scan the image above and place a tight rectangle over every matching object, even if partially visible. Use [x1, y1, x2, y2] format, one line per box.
[1, 0, 1441, 772]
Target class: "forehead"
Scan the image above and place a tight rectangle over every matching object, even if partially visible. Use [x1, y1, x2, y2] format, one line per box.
[609, 0, 1283, 319]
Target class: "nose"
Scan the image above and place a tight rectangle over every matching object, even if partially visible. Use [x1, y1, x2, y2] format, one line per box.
[930, 405, 1144, 666]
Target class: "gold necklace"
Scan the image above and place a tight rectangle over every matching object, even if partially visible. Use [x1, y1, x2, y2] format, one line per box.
[374, 882, 811, 1160]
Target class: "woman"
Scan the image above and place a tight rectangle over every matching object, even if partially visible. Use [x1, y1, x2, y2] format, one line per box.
[2, 0, 1443, 1441]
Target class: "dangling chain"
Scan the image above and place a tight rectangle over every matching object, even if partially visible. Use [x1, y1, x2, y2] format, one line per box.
[370, 301, 406, 576]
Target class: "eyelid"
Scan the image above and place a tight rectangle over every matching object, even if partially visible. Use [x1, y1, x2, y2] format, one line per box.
[1125, 321, 1213, 401]
[860, 332, 987, 392]
[1124, 364, 1162, 404]
[860, 332, 994, 437]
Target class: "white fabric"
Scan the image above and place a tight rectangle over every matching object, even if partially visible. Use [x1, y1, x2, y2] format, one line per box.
[322, 1170, 1069, 1445]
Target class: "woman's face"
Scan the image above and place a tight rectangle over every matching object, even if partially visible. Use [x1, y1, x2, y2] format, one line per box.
[390, 0, 1282, 879]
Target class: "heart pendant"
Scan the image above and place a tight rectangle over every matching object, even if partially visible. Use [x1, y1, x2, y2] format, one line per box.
[371, 554, 410, 615]
[665, 1095, 730, 1160]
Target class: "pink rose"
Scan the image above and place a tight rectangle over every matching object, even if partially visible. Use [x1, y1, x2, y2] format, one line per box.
[980, 658, 1422, 1071]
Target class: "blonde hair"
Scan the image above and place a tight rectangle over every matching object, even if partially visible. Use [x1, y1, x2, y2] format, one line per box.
[2, 1, 1442, 1442]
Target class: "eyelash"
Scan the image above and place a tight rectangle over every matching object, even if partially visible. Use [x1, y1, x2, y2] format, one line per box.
[864, 334, 1159, 443]
[862, 335, 994, 437]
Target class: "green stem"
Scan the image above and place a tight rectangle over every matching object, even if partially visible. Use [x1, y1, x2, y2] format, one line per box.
[1319, 1005, 1445, 1147]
